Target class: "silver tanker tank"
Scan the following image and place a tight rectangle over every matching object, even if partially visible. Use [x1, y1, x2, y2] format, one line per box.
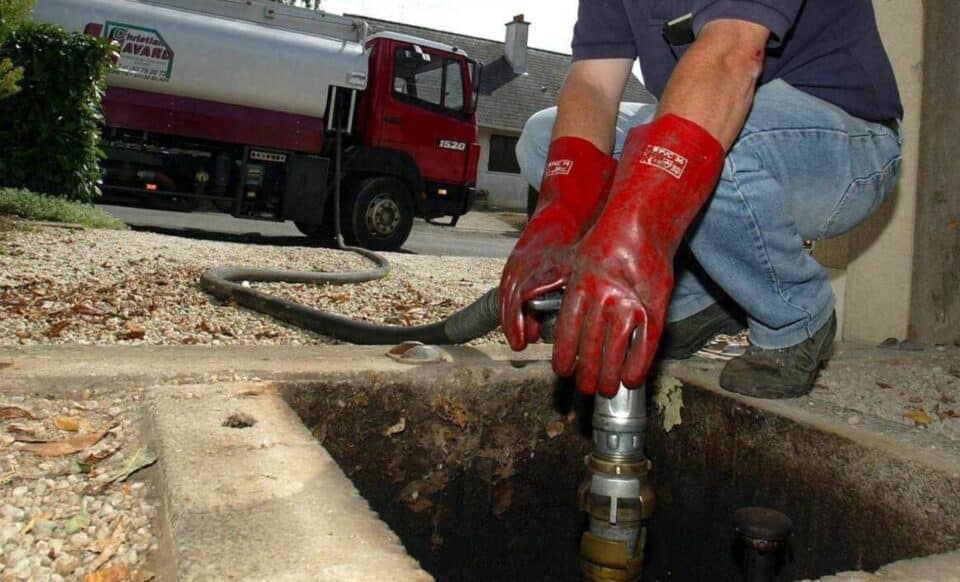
[31, 0, 370, 118]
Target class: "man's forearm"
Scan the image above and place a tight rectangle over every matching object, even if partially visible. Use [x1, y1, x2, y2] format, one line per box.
[551, 59, 634, 154]
[657, 19, 770, 150]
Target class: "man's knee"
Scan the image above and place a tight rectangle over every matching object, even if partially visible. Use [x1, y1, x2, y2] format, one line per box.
[516, 107, 557, 188]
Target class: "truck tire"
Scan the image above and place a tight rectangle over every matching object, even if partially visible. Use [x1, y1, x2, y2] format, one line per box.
[342, 177, 414, 251]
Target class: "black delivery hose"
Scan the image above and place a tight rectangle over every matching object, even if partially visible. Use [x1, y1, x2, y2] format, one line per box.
[199, 112, 502, 345]
[199, 262, 500, 345]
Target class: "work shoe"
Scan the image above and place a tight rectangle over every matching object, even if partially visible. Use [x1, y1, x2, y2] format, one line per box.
[719, 313, 837, 399]
[658, 302, 745, 360]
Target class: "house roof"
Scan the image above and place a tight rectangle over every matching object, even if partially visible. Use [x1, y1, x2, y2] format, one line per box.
[354, 15, 655, 132]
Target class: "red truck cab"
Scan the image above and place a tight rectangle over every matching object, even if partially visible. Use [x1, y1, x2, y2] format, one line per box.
[357, 33, 481, 224]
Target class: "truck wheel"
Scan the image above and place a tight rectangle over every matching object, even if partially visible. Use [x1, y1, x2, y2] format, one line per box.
[342, 177, 414, 251]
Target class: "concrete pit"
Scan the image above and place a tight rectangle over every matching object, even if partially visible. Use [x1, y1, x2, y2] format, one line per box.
[280, 357, 960, 581]
[3, 344, 958, 579]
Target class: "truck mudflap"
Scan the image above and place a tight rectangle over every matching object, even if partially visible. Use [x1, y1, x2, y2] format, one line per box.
[423, 183, 474, 226]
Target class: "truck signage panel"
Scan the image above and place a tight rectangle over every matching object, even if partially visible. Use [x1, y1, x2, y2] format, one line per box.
[103, 21, 174, 82]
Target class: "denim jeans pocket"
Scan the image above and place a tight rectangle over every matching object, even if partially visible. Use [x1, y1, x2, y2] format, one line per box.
[818, 156, 901, 240]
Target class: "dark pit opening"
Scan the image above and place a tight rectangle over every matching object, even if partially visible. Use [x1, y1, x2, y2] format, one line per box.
[282, 376, 957, 581]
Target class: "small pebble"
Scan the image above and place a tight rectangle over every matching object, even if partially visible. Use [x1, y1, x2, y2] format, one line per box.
[53, 554, 78, 577]
[68, 532, 89, 546]
[1, 504, 26, 521]
[847, 415, 862, 426]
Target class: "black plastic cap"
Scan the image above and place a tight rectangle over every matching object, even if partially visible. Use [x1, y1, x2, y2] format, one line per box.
[734, 507, 794, 542]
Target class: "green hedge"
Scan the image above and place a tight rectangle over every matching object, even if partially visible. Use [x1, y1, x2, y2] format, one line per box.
[0, 22, 114, 202]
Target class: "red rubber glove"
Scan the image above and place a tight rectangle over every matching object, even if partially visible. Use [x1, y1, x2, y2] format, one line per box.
[500, 137, 617, 350]
[553, 114, 724, 397]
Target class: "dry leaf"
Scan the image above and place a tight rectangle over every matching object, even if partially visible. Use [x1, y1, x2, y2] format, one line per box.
[494, 457, 515, 481]
[545, 420, 565, 439]
[0, 360, 13, 370]
[73, 304, 104, 317]
[79, 442, 122, 474]
[934, 404, 958, 421]
[0, 470, 17, 486]
[83, 564, 131, 582]
[383, 417, 407, 437]
[0, 406, 35, 422]
[492, 478, 513, 517]
[65, 500, 91, 534]
[406, 496, 434, 513]
[20, 429, 108, 457]
[84, 446, 158, 495]
[433, 396, 469, 429]
[21, 512, 53, 534]
[46, 320, 72, 338]
[904, 409, 934, 426]
[950, 218, 960, 231]
[119, 322, 145, 340]
[8, 423, 46, 442]
[53, 416, 81, 432]
[88, 518, 125, 571]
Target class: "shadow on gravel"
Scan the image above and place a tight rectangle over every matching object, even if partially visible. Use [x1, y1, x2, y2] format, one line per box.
[127, 224, 416, 254]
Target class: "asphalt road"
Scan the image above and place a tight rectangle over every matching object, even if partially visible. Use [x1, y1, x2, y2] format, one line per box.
[98, 204, 518, 258]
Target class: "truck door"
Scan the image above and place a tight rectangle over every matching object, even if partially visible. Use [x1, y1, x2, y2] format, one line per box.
[379, 44, 473, 189]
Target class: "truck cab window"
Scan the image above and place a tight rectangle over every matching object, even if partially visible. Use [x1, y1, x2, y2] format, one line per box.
[444, 61, 464, 112]
[393, 47, 465, 114]
[393, 48, 442, 106]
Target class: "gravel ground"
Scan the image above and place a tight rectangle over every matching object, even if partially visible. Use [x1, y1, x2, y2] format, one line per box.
[0, 222, 507, 348]
[814, 348, 960, 442]
[0, 390, 158, 581]
[1, 221, 956, 440]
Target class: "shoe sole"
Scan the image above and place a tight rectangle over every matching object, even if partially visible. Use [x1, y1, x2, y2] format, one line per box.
[660, 317, 745, 360]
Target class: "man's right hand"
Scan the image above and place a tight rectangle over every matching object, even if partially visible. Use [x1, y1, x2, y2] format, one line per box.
[499, 137, 617, 350]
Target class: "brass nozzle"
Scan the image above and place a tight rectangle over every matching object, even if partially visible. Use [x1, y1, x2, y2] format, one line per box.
[578, 454, 653, 582]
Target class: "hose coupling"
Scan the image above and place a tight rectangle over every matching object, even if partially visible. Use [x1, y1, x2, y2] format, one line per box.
[579, 387, 654, 582]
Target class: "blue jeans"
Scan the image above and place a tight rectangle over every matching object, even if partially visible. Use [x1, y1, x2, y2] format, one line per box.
[516, 80, 903, 349]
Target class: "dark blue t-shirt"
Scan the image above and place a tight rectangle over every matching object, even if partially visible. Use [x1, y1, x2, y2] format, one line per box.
[572, 0, 903, 122]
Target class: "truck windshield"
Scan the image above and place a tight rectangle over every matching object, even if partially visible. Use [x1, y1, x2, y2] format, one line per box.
[393, 47, 465, 115]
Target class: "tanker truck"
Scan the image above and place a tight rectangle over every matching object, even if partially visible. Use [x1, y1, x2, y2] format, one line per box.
[31, 0, 482, 250]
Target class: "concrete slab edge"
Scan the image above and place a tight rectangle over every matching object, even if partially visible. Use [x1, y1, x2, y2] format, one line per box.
[142, 381, 432, 581]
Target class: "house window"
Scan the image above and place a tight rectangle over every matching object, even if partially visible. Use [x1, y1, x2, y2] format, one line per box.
[488, 134, 521, 174]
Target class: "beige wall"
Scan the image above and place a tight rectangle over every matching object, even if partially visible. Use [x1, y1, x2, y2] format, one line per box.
[476, 128, 527, 210]
[814, 0, 924, 343]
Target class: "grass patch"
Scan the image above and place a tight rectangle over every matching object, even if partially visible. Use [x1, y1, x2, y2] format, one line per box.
[0, 188, 126, 229]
